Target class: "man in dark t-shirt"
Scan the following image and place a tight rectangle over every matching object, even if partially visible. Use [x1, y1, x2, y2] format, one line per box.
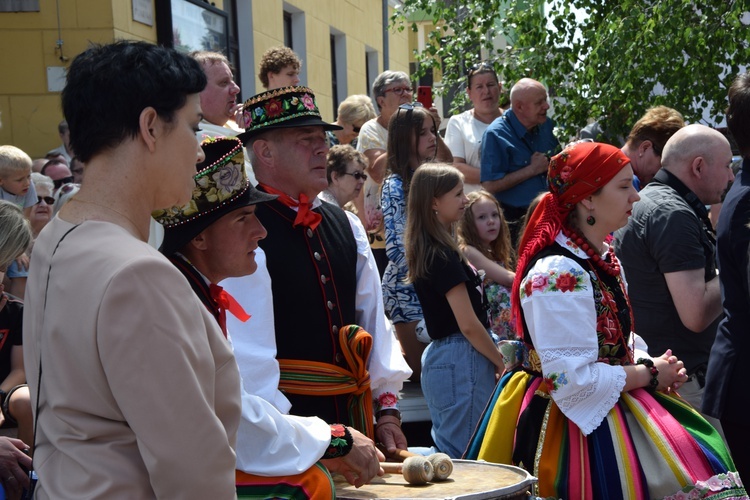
[614, 124, 734, 433]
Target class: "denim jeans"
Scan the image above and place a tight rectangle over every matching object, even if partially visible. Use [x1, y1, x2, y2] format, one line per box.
[420, 332, 497, 458]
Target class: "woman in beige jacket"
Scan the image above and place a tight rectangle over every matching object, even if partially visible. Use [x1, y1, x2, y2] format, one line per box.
[22, 41, 241, 499]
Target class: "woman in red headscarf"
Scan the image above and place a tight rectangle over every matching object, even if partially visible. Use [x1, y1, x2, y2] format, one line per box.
[465, 142, 746, 499]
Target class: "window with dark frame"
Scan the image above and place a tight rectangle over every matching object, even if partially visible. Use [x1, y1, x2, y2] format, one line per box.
[284, 11, 293, 49]
[331, 34, 339, 119]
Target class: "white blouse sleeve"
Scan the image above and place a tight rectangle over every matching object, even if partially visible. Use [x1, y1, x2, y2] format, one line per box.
[520, 254, 627, 435]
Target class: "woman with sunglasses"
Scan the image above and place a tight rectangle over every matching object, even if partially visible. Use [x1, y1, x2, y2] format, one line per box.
[444, 62, 504, 193]
[381, 103, 449, 382]
[28, 173, 54, 239]
[321, 144, 368, 208]
[326, 94, 376, 149]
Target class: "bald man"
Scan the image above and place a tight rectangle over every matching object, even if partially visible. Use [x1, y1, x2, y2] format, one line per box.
[614, 124, 734, 433]
[480, 78, 560, 242]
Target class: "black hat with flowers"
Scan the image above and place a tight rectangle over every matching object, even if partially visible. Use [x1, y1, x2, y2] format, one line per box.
[236, 86, 342, 144]
[153, 136, 277, 255]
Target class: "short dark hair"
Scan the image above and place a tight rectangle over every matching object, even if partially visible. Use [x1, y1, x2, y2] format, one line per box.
[62, 41, 206, 163]
[727, 73, 750, 158]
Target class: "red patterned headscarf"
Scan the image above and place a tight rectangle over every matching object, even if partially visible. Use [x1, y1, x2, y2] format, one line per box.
[511, 141, 631, 338]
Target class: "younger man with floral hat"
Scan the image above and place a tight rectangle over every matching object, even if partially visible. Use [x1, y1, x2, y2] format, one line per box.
[155, 136, 383, 497]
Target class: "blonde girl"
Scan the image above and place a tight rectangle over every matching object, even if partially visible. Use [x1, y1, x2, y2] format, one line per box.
[458, 190, 516, 340]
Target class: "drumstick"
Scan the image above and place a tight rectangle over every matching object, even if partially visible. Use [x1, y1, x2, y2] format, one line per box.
[426, 453, 453, 481]
[381, 456, 434, 485]
[378, 447, 454, 482]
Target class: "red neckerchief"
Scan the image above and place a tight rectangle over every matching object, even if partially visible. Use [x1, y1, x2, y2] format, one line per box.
[258, 183, 322, 230]
[209, 283, 251, 337]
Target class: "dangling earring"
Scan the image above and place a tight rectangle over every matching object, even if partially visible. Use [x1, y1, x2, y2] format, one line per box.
[586, 214, 596, 226]
[434, 210, 438, 216]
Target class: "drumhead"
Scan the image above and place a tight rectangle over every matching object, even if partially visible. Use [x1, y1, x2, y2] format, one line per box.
[334, 459, 537, 499]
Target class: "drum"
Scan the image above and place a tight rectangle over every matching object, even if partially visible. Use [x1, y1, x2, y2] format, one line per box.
[334, 459, 537, 499]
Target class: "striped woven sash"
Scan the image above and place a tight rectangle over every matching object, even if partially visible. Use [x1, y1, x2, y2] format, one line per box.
[278, 325, 374, 439]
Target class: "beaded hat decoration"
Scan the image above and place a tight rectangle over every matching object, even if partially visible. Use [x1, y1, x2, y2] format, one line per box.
[153, 136, 277, 255]
[236, 86, 342, 144]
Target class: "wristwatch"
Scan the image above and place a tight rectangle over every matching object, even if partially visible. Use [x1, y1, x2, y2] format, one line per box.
[376, 408, 402, 423]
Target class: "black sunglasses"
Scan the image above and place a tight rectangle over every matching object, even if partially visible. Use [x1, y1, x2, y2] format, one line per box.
[468, 61, 494, 75]
[36, 195, 55, 205]
[342, 171, 368, 181]
[53, 176, 74, 189]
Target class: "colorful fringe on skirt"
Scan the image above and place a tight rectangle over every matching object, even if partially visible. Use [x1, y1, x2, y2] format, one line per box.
[465, 370, 747, 499]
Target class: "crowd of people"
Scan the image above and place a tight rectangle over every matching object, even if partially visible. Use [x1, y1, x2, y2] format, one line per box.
[0, 38, 748, 499]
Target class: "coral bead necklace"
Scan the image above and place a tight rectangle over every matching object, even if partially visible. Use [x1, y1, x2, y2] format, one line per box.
[561, 226, 621, 277]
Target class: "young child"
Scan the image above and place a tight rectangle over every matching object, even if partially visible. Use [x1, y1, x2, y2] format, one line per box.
[458, 190, 516, 341]
[405, 164, 503, 458]
[381, 103, 438, 381]
[0, 145, 37, 297]
[0, 146, 37, 215]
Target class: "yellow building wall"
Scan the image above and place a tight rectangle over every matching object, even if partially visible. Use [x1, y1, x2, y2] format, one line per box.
[0, 0, 158, 158]
[0, 0, 408, 155]
[253, 0, 409, 122]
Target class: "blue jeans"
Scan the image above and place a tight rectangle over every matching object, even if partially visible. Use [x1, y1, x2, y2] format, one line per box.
[420, 332, 497, 458]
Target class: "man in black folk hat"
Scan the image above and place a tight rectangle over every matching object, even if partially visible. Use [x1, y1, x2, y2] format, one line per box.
[155, 136, 385, 496]
[225, 87, 412, 461]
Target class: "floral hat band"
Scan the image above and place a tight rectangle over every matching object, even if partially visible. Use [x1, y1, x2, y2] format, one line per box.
[236, 86, 342, 144]
[153, 136, 277, 255]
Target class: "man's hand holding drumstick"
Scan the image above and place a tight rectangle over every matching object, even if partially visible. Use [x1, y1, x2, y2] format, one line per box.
[321, 427, 385, 488]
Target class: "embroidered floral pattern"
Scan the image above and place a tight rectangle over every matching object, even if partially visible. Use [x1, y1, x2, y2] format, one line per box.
[237, 87, 324, 135]
[485, 279, 515, 341]
[544, 371, 568, 393]
[375, 392, 399, 412]
[211, 161, 243, 201]
[589, 268, 631, 365]
[152, 137, 250, 227]
[521, 267, 586, 298]
[548, 150, 571, 198]
[323, 423, 353, 459]
[265, 98, 283, 117]
[664, 471, 745, 499]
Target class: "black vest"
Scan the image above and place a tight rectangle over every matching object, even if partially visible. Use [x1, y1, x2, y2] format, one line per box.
[256, 198, 358, 424]
[169, 255, 221, 328]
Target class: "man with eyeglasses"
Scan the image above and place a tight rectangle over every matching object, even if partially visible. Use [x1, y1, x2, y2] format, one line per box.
[480, 77, 560, 243]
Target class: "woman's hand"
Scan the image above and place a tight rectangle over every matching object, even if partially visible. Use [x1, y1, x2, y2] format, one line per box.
[653, 349, 688, 392]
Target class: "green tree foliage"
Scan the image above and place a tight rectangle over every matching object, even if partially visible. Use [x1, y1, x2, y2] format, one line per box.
[392, 0, 750, 142]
